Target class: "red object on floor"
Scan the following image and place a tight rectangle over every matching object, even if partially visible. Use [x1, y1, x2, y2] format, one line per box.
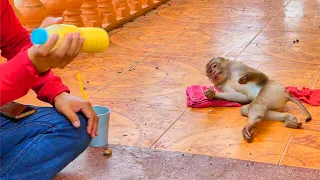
[286, 86, 320, 106]
[186, 85, 241, 108]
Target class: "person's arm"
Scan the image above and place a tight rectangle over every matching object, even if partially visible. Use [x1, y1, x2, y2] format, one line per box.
[0, 0, 40, 106]
[31, 70, 70, 104]
[0, 0, 70, 106]
[0, 51, 40, 106]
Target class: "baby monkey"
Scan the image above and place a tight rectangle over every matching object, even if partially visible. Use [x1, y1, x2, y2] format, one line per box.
[204, 57, 311, 143]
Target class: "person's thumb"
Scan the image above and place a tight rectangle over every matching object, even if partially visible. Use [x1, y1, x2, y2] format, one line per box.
[40, 17, 63, 28]
[61, 108, 81, 128]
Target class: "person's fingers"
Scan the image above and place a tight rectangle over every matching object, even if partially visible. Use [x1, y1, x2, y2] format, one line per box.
[57, 36, 84, 69]
[35, 34, 59, 57]
[60, 108, 80, 128]
[52, 33, 73, 60]
[40, 17, 63, 28]
[92, 114, 99, 137]
[74, 38, 85, 55]
[67, 32, 80, 56]
[58, 55, 75, 69]
[96, 115, 99, 136]
[80, 102, 97, 137]
[86, 118, 93, 135]
[88, 116, 97, 138]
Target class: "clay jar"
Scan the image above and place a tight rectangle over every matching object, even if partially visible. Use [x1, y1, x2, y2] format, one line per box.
[128, 0, 142, 12]
[15, 0, 48, 32]
[112, 0, 130, 19]
[81, 0, 102, 27]
[40, 0, 67, 17]
[97, 0, 117, 29]
[63, 0, 84, 27]
[143, 0, 154, 6]
[9, 0, 24, 24]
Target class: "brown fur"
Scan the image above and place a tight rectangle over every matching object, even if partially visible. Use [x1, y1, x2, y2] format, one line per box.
[205, 57, 312, 143]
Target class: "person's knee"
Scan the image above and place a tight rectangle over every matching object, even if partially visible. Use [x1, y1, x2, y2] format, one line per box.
[52, 111, 92, 152]
[32, 107, 92, 151]
[240, 105, 249, 117]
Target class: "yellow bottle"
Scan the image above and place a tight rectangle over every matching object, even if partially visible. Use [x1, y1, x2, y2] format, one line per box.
[31, 24, 109, 53]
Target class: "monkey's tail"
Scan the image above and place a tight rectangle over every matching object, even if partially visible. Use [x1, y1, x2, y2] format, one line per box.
[288, 95, 312, 122]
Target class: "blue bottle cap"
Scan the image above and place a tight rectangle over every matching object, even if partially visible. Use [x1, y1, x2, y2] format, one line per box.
[30, 28, 48, 45]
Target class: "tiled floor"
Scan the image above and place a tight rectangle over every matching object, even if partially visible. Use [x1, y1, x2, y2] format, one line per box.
[13, 0, 320, 177]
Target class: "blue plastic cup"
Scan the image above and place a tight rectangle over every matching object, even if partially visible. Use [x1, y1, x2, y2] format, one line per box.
[89, 106, 111, 147]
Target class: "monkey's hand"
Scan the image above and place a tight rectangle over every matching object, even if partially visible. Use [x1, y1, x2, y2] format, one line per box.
[238, 73, 249, 84]
[204, 87, 216, 99]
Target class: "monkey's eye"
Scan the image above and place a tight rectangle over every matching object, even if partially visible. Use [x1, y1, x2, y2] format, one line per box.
[207, 69, 212, 73]
[212, 63, 217, 68]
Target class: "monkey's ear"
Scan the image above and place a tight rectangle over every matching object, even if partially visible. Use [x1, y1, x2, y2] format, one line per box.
[217, 56, 228, 60]
[219, 57, 229, 62]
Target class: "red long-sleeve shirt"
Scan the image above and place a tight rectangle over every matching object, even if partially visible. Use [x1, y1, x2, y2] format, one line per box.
[0, 0, 70, 106]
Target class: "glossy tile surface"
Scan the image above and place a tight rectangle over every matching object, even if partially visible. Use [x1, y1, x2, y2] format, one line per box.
[6, 0, 320, 176]
[281, 77, 320, 169]
[153, 107, 299, 164]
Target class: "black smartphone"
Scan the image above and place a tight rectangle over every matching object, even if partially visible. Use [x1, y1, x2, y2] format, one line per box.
[0, 102, 36, 120]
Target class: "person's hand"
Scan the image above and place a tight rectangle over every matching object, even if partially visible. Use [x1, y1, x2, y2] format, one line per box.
[28, 17, 85, 73]
[54, 92, 98, 138]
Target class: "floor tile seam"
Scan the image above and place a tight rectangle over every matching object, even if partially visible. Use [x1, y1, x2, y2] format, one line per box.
[231, 22, 274, 61]
[143, 5, 227, 146]
[89, 34, 201, 97]
[88, 1, 233, 97]
[274, 0, 303, 165]
[310, 68, 320, 89]
[226, 0, 297, 165]
[131, 1, 237, 147]
[149, 108, 189, 148]
[278, 51, 320, 165]
[277, 7, 310, 160]
[232, 0, 294, 62]
[87, 52, 154, 98]
[278, 126, 297, 165]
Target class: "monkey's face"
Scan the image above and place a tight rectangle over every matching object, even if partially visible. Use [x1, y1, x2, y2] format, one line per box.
[205, 57, 229, 85]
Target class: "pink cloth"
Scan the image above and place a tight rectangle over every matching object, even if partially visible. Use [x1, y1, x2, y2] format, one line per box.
[286, 86, 320, 106]
[186, 85, 241, 108]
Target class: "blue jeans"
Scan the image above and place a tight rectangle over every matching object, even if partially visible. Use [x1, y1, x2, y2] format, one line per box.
[0, 107, 92, 180]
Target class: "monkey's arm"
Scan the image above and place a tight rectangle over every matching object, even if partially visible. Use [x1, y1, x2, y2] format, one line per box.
[238, 68, 269, 85]
[215, 92, 251, 104]
[205, 88, 250, 104]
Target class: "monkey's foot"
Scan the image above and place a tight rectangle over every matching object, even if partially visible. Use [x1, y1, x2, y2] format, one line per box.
[242, 126, 251, 143]
[204, 88, 216, 99]
[242, 121, 259, 143]
[238, 74, 249, 84]
[284, 116, 302, 129]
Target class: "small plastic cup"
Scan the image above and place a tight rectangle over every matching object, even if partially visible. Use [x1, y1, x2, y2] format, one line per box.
[89, 105, 110, 147]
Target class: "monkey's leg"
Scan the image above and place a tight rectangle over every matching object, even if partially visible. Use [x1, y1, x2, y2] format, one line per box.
[214, 92, 251, 104]
[242, 103, 267, 143]
[263, 111, 302, 128]
[241, 105, 283, 120]
[240, 104, 249, 117]
[241, 106, 302, 129]
[240, 104, 302, 129]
